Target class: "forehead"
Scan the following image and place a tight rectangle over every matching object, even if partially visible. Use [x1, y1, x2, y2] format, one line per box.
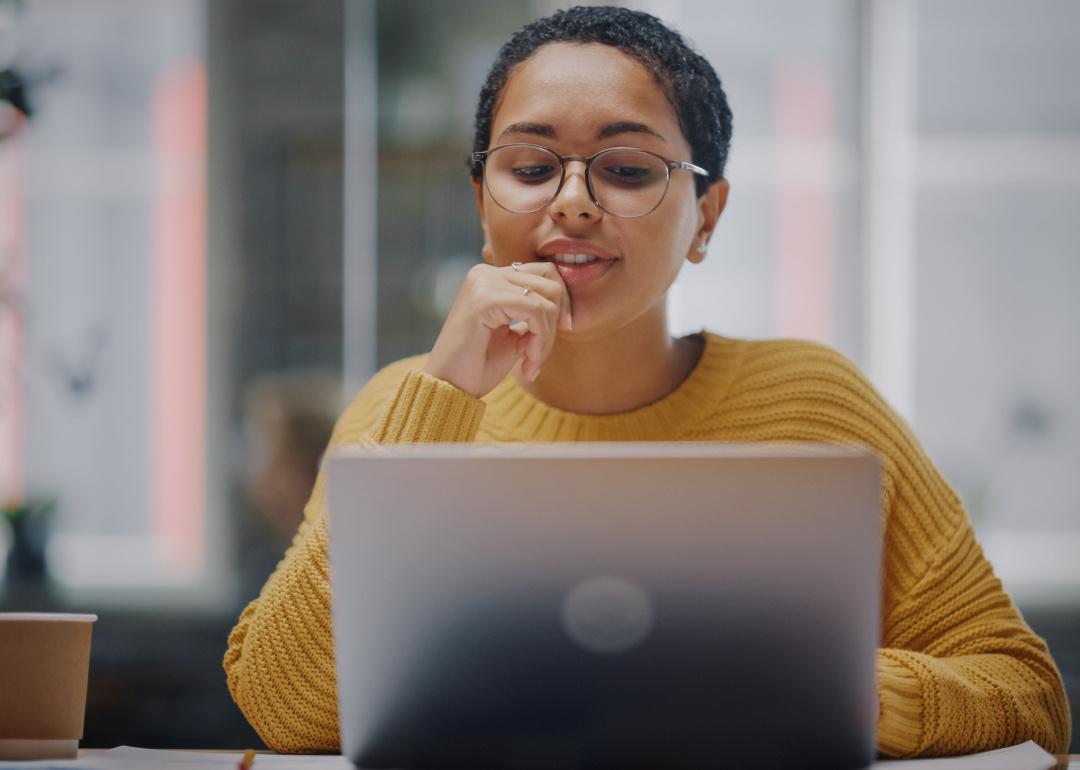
[491, 42, 687, 152]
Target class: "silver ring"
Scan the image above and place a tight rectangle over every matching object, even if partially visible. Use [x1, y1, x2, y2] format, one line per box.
[521, 286, 531, 296]
[511, 262, 522, 271]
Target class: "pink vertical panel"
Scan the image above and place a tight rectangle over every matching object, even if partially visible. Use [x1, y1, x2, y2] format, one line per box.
[773, 63, 834, 341]
[0, 117, 26, 505]
[151, 60, 207, 576]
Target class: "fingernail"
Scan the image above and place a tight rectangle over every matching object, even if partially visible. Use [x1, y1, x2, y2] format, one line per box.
[567, 313, 573, 331]
[529, 367, 541, 382]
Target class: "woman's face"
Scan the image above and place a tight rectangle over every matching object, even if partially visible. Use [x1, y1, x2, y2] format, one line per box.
[473, 42, 727, 339]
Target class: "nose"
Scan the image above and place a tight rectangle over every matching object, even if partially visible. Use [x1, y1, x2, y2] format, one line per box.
[548, 160, 603, 222]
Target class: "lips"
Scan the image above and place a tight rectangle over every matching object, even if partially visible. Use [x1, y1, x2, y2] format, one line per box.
[537, 238, 618, 261]
[543, 255, 617, 289]
[536, 239, 619, 290]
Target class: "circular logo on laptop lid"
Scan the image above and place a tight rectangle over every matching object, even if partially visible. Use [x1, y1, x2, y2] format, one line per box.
[561, 575, 655, 654]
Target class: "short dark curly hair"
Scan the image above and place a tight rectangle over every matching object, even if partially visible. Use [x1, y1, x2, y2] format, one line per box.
[470, 5, 733, 197]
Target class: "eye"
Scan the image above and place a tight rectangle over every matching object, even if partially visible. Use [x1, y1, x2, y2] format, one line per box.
[599, 164, 653, 185]
[511, 164, 558, 183]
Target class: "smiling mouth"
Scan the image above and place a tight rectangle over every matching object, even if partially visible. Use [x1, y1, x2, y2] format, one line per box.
[544, 253, 613, 265]
[540, 254, 619, 289]
[541, 253, 618, 266]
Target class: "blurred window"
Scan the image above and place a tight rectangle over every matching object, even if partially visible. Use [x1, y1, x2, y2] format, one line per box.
[4, 0, 213, 600]
[910, 0, 1080, 605]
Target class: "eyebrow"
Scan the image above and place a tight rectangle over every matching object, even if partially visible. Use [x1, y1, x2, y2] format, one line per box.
[597, 121, 665, 141]
[498, 121, 666, 142]
[499, 121, 557, 139]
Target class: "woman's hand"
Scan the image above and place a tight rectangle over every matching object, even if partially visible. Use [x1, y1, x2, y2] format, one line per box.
[422, 261, 573, 399]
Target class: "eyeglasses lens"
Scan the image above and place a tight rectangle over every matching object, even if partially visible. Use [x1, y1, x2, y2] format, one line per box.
[484, 146, 670, 218]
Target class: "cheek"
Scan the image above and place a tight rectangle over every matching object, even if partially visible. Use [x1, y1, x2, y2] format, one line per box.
[485, 203, 541, 262]
[612, 197, 698, 303]
[629, 197, 697, 273]
[662, 180, 701, 253]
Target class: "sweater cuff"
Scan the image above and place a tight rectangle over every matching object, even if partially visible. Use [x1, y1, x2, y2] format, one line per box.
[876, 649, 926, 757]
[371, 368, 485, 443]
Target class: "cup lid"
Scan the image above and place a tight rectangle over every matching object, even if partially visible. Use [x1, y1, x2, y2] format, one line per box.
[0, 613, 98, 622]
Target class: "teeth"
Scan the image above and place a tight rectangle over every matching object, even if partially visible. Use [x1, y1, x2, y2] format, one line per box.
[552, 253, 600, 265]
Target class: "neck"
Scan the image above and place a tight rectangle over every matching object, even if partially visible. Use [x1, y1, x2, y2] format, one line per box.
[511, 301, 703, 415]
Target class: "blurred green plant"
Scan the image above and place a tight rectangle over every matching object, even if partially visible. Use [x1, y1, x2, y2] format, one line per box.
[2, 497, 56, 582]
[2, 497, 56, 525]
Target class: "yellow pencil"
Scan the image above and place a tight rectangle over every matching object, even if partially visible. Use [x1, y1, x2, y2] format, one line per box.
[238, 748, 256, 770]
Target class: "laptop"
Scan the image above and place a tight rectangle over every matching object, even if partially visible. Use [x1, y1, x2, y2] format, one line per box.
[326, 442, 883, 769]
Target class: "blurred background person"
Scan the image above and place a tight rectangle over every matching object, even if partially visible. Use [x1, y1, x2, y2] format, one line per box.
[238, 370, 339, 598]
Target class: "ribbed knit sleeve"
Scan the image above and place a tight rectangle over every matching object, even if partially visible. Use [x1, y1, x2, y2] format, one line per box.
[874, 518, 1072, 756]
[728, 340, 1071, 758]
[223, 363, 484, 753]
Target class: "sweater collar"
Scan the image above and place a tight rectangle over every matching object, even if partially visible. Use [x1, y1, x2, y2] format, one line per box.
[482, 330, 745, 442]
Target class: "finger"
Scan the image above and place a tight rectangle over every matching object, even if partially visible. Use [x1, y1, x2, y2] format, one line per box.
[487, 288, 557, 349]
[536, 261, 574, 332]
[503, 320, 539, 379]
[500, 312, 530, 338]
[524, 331, 547, 381]
[481, 287, 553, 338]
[494, 310, 534, 374]
[502, 270, 564, 322]
[536, 260, 573, 332]
[493, 288, 556, 377]
[517, 332, 543, 381]
[502, 287, 557, 338]
[504, 262, 573, 332]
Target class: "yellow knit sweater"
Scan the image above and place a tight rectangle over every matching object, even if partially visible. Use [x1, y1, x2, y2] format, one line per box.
[224, 331, 1071, 757]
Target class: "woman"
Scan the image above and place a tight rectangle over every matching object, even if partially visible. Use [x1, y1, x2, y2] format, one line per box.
[224, 6, 1071, 757]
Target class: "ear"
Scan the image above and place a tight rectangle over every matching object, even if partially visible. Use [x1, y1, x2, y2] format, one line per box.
[686, 178, 730, 265]
[471, 177, 496, 266]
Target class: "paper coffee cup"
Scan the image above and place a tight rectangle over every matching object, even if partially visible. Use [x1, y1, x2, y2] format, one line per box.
[0, 612, 97, 760]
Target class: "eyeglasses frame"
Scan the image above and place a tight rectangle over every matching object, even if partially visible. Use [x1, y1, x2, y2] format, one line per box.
[470, 142, 709, 219]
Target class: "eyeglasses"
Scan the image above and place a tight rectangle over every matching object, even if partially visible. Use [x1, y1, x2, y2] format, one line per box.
[471, 143, 708, 219]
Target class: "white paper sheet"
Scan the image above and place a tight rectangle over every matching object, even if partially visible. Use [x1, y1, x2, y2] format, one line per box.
[870, 740, 1059, 770]
[0, 741, 1062, 769]
[0, 746, 350, 769]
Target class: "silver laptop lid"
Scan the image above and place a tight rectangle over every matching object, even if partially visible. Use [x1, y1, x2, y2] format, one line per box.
[327, 442, 883, 769]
